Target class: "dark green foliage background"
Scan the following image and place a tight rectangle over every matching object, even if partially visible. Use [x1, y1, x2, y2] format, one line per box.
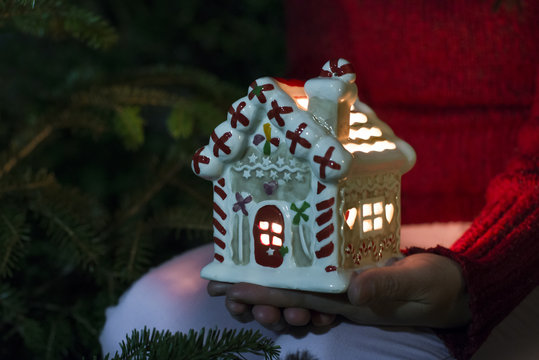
[0, 0, 285, 358]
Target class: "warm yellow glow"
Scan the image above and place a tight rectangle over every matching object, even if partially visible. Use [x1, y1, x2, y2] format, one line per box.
[343, 140, 397, 153]
[385, 204, 394, 224]
[349, 112, 368, 125]
[374, 202, 384, 215]
[362, 204, 372, 217]
[345, 207, 357, 229]
[373, 216, 383, 230]
[261, 234, 270, 245]
[349, 127, 382, 140]
[271, 222, 283, 234]
[363, 219, 373, 232]
[295, 97, 309, 110]
[272, 236, 282, 246]
[259, 221, 269, 230]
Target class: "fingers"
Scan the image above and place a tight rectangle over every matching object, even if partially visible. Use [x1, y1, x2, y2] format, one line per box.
[283, 307, 311, 327]
[225, 297, 253, 323]
[347, 268, 409, 306]
[207, 281, 231, 296]
[345, 254, 471, 328]
[252, 305, 287, 331]
[311, 311, 336, 327]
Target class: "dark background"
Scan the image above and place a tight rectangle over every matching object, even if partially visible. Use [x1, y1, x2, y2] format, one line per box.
[0, 1, 286, 358]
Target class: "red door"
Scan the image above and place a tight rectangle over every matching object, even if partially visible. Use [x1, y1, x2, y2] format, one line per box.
[253, 205, 285, 268]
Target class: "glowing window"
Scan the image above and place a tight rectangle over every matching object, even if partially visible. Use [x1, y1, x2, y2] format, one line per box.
[385, 203, 394, 224]
[373, 217, 383, 230]
[259, 221, 269, 230]
[362, 204, 372, 217]
[349, 127, 382, 141]
[374, 202, 384, 215]
[260, 234, 270, 245]
[349, 112, 368, 125]
[345, 207, 358, 229]
[343, 140, 397, 154]
[360, 198, 385, 236]
[272, 236, 282, 246]
[363, 219, 373, 232]
[271, 222, 282, 234]
[295, 97, 309, 110]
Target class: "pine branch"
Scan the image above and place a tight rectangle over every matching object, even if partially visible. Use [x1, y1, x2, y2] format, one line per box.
[113, 66, 243, 106]
[0, 208, 29, 278]
[148, 206, 212, 232]
[113, 221, 153, 282]
[120, 160, 184, 222]
[72, 86, 188, 109]
[109, 327, 280, 360]
[30, 185, 106, 269]
[0, 169, 56, 197]
[0, 0, 118, 49]
[0, 124, 53, 179]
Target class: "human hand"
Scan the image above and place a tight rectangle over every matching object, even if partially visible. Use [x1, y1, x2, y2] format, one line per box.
[207, 253, 471, 331]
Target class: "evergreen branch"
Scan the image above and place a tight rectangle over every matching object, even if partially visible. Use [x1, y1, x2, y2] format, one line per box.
[121, 161, 184, 221]
[169, 177, 211, 207]
[72, 86, 188, 109]
[125, 223, 143, 281]
[114, 66, 243, 106]
[0, 210, 28, 278]
[114, 221, 153, 282]
[110, 327, 280, 360]
[0, 124, 53, 179]
[0, 170, 55, 195]
[148, 206, 212, 232]
[31, 185, 106, 268]
[0, 0, 118, 49]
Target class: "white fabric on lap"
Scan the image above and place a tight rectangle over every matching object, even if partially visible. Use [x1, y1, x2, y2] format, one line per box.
[99, 242, 453, 359]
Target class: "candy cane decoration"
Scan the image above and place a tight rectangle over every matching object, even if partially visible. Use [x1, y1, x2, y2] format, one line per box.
[212, 178, 228, 263]
[313, 195, 338, 271]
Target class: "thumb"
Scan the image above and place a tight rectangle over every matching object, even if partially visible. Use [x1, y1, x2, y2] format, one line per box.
[348, 266, 416, 305]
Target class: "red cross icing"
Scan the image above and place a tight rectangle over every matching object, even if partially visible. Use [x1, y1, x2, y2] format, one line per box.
[211, 130, 232, 157]
[286, 123, 312, 155]
[267, 100, 293, 127]
[192, 147, 210, 174]
[313, 146, 341, 179]
[248, 81, 274, 103]
[320, 59, 355, 78]
[228, 102, 249, 128]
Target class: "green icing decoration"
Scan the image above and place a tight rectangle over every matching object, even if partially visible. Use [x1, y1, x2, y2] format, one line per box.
[291, 201, 310, 225]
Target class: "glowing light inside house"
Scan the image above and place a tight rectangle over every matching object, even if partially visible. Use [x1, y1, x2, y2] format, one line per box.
[295, 97, 309, 110]
[259, 221, 269, 230]
[343, 140, 397, 154]
[385, 203, 394, 224]
[345, 207, 357, 229]
[363, 219, 373, 232]
[272, 236, 282, 246]
[260, 233, 270, 245]
[271, 223, 283, 234]
[374, 202, 384, 215]
[349, 112, 368, 125]
[349, 127, 382, 140]
[362, 204, 372, 217]
[373, 217, 383, 230]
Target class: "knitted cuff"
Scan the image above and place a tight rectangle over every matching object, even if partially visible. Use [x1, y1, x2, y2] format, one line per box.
[407, 170, 539, 360]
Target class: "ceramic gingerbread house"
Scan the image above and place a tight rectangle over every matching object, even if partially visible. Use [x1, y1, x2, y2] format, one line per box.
[191, 59, 415, 293]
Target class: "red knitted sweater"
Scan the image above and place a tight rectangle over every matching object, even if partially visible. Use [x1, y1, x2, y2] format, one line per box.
[285, 1, 539, 359]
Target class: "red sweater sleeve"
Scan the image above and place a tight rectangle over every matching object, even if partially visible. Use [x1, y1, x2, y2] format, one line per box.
[408, 92, 539, 359]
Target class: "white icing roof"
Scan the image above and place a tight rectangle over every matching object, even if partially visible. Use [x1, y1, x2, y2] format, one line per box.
[192, 59, 415, 182]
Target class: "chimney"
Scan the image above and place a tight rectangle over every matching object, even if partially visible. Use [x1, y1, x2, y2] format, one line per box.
[304, 59, 357, 142]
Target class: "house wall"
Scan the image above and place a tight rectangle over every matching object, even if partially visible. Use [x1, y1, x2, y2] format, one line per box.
[339, 170, 401, 269]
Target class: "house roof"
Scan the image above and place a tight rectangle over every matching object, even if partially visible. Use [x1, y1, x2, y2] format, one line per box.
[192, 59, 415, 182]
